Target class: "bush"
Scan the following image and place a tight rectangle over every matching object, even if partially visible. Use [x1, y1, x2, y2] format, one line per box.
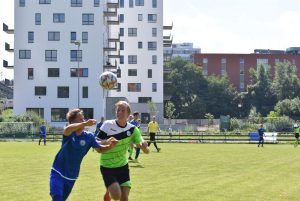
[265, 116, 294, 132]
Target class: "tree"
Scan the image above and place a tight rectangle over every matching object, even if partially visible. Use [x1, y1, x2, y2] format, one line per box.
[204, 113, 214, 127]
[274, 97, 300, 118]
[165, 101, 176, 127]
[147, 101, 158, 117]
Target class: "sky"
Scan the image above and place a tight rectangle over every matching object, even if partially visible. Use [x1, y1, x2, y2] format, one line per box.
[164, 0, 300, 53]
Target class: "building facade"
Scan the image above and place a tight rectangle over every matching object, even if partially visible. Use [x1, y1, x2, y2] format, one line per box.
[14, 0, 112, 127]
[164, 42, 201, 62]
[109, 0, 164, 123]
[193, 51, 300, 92]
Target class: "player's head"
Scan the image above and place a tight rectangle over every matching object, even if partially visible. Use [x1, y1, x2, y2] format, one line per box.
[100, 116, 105, 122]
[152, 116, 156, 122]
[66, 108, 84, 124]
[115, 101, 131, 122]
[133, 111, 139, 120]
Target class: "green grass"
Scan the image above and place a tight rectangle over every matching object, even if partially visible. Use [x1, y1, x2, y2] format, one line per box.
[0, 142, 300, 201]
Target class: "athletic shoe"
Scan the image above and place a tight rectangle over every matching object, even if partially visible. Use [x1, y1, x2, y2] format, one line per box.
[128, 157, 133, 160]
[157, 148, 161, 152]
[104, 191, 110, 201]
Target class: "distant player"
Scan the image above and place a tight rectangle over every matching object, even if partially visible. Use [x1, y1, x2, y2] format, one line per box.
[257, 124, 265, 148]
[98, 101, 149, 201]
[127, 114, 134, 160]
[49, 109, 118, 201]
[95, 116, 105, 136]
[147, 116, 161, 152]
[38, 122, 46, 146]
[293, 120, 300, 147]
[130, 111, 141, 162]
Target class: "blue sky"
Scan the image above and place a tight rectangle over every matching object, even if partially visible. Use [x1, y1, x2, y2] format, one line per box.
[164, 0, 300, 53]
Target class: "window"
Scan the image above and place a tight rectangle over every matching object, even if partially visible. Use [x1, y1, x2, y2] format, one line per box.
[152, 28, 157, 37]
[128, 69, 137, 76]
[71, 0, 82, 7]
[48, 32, 60, 41]
[138, 14, 143, 21]
[57, 87, 69, 98]
[120, 42, 124, 50]
[39, 0, 51, 4]
[152, 55, 157, 64]
[82, 32, 88, 43]
[203, 58, 208, 76]
[48, 68, 60, 77]
[117, 68, 121, 78]
[240, 58, 244, 74]
[148, 42, 157, 50]
[129, 0, 133, 7]
[19, 0, 25, 7]
[28, 68, 34, 80]
[81, 108, 94, 119]
[120, 0, 124, 8]
[119, 14, 124, 23]
[27, 108, 44, 118]
[94, 0, 100, 7]
[135, 0, 144, 6]
[152, 83, 157, 92]
[28, 32, 34, 43]
[148, 14, 157, 23]
[35, 13, 41, 25]
[240, 74, 245, 91]
[51, 108, 68, 122]
[128, 28, 137, 37]
[19, 50, 31, 59]
[82, 14, 94, 25]
[71, 32, 76, 42]
[35, 86, 46, 96]
[120, 55, 124, 64]
[257, 58, 269, 71]
[221, 58, 226, 76]
[45, 50, 57, 61]
[120, 28, 124, 36]
[128, 83, 141, 92]
[70, 68, 88, 77]
[70, 50, 82, 61]
[148, 69, 152, 78]
[138, 41, 142, 49]
[128, 55, 137, 64]
[117, 83, 121, 92]
[138, 97, 151, 103]
[53, 13, 65, 23]
[82, 86, 88, 98]
[152, 0, 157, 8]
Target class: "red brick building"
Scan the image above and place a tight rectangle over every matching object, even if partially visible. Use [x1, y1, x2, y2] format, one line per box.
[193, 52, 300, 91]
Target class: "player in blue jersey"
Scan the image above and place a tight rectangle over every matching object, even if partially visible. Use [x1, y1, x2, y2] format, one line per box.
[257, 124, 265, 147]
[95, 116, 105, 136]
[130, 111, 141, 162]
[38, 122, 47, 145]
[49, 108, 118, 201]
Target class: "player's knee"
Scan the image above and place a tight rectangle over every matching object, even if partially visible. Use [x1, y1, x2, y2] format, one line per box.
[110, 191, 121, 200]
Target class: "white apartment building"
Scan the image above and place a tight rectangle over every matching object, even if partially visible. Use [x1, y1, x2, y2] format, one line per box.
[14, 0, 116, 127]
[164, 42, 201, 62]
[1, 0, 14, 80]
[109, 0, 164, 123]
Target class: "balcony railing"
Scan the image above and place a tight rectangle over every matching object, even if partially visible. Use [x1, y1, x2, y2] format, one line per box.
[3, 60, 14, 69]
[107, 0, 119, 8]
[5, 43, 14, 52]
[163, 22, 173, 30]
[3, 23, 14, 34]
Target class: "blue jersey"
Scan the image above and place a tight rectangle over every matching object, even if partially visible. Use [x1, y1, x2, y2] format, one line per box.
[40, 125, 46, 136]
[51, 131, 100, 180]
[258, 128, 265, 137]
[130, 120, 139, 127]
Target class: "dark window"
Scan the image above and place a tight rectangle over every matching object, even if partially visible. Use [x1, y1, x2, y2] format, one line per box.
[19, 0, 25, 7]
[120, 0, 124, 8]
[141, 113, 150, 124]
[35, 13, 41, 25]
[51, 108, 68, 122]
[57, 87, 69, 98]
[120, 28, 124, 36]
[128, 83, 141, 92]
[120, 42, 124, 50]
[48, 32, 60, 41]
[28, 32, 34, 43]
[39, 0, 51, 4]
[35, 86, 46, 96]
[117, 83, 121, 92]
[128, 55, 137, 64]
[71, 0, 82, 7]
[19, 50, 31, 59]
[71, 32, 76, 42]
[94, 0, 100, 7]
[70, 68, 88, 77]
[148, 69, 152, 78]
[82, 14, 94, 25]
[128, 69, 137, 76]
[152, 83, 157, 92]
[45, 50, 57, 61]
[119, 14, 124, 23]
[82, 86, 88, 98]
[82, 32, 88, 43]
[138, 14, 143, 21]
[135, 0, 144, 6]
[138, 97, 152, 103]
[148, 42, 157, 50]
[138, 41, 142, 49]
[70, 50, 82, 61]
[152, 0, 157, 8]
[148, 14, 157, 23]
[120, 55, 124, 64]
[152, 55, 157, 64]
[152, 28, 157, 37]
[48, 68, 60, 77]
[53, 13, 65, 23]
[28, 68, 33, 80]
[81, 108, 94, 119]
[129, 0, 133, 7]
[128, 28, 137, 37]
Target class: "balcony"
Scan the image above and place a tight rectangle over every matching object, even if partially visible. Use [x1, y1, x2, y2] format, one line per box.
[107, 19, 119, 25]
[103, 42, 117, 52]
[104, 7, 117, 17]
[3, 23, 14, 34]
[104, 60, 117, 70]
[107, 0, 119, 8]
[3, 60, 13, 69]
[108, 35, 120, 42]
[5, 42, 14, 52]
[107, 50, 120, 59]
[163, 22, 173, 30]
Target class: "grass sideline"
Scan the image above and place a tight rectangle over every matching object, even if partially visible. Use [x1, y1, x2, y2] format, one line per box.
[0, 142, 299, 201]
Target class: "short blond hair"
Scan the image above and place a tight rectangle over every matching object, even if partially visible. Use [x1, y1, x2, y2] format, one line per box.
[115, 101, 131, 114]
[66, 109, 83, 124]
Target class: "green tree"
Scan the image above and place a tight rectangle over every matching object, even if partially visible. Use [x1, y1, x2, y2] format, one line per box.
[165, 101, 176, 126]
[274, 97, 300, 118]
[204, 113, 214, 127]
[147, 101, 158, 117]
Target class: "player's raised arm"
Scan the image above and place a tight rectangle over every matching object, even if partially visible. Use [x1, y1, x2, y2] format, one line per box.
[64, 119, 96, 136]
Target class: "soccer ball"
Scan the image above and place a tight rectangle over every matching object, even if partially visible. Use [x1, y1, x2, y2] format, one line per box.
[99, 71, 117, 90]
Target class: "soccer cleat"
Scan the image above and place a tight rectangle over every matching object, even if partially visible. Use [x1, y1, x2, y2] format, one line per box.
[104, 191, 110, 201]
[128, 157, 133, 160]
[157, 148, 161, 152]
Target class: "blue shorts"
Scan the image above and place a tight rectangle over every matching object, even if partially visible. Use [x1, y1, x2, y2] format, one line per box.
[49, 170, 75, 201]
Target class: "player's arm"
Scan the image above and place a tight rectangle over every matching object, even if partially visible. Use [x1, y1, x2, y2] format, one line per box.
[94, 137, 118, 153]
[63, 119, 96, 136]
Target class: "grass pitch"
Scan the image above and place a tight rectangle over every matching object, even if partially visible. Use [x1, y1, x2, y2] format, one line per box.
[0, 142, 299, 201]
